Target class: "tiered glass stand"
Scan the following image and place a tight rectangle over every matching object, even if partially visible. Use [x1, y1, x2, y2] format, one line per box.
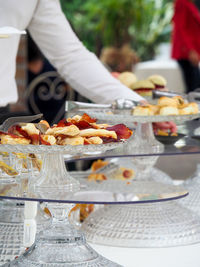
[179, 164, 200, 216]
[65, 110, 200, 247]
[0, 143, 190, 266]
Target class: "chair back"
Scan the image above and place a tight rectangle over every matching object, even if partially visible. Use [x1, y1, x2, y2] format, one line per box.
[26, 71, 75, 124]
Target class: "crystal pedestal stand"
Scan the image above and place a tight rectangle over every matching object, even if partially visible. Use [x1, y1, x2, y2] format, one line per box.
[10, 153, 121, 266]
[179, 164, 200, 216]
[81, 200, 200, 248]
[123, 122, 166, 182]
[0, 200, 50, 264]
[128, 122, 164, 154]
[10, 203, 120, 266]
[0, 152, 50, 265]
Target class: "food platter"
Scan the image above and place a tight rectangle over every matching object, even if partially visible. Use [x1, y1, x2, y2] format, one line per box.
[86, 110, 200, 123]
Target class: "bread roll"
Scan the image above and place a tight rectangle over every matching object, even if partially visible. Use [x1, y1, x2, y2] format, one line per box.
[179, 103, 199, 115]
[133, 106, 154, 116]
[159, 106, 179, 116]
[118, 71, 137, 88]
[158, 97, 177, 107]
[148, 74, 167, 88]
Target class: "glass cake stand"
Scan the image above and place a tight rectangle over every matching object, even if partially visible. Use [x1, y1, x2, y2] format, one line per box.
[80, 180, 200, 248]
[178, 164, 200, 216]
[0, 143, 189, 266]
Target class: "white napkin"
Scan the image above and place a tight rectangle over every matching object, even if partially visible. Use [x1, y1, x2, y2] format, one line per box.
[0, 26, 26, 38]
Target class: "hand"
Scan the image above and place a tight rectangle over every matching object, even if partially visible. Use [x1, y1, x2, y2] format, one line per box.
[188, 50, 200, 66]
[139, 100, 148, 106]
[153, 121, 177, 135]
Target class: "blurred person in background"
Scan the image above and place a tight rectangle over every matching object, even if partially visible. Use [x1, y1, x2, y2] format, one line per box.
[172, 0, 200, 93]
[0, 0, 176, 133]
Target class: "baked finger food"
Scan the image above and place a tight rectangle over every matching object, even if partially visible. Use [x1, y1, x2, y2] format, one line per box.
[179, 102, 199, 115]
[46, 125, 80, 137]
[117, 71, 137, 88]
[158, 96, 178, 107]
[131, 80, 155, 97]
[2, 113, 132, 146]
[132, 105, 154, 116]
[159, 106, 179, 116]
[147, 75, 167, 89]
[80, 129, 117, 139]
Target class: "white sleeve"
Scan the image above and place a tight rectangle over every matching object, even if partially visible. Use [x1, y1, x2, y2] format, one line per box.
[28, 0, 144, 104]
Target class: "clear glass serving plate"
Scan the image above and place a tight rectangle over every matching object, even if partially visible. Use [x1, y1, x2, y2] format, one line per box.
[86, 109, 200, 123]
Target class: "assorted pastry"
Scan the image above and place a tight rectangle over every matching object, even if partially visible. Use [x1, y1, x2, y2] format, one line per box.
[115, 71, 167, 96]
[0, 113, 132, 147]
[132, 96, 199, 116]
[88, 159, 135, 181]
[131, 79, 156, 97]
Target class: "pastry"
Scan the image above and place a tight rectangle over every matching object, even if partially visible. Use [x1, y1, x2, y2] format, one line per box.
[88, 173, 107, 181]
[57, 136, 84, 146]
[131, 80, 155, 96]
[111, 167, 135, 180]
[1, 113, 132, 146]
[85, 136, 103, 145]
[41, 135, 56, 145]
[159, 106, 179, 116]
[133, 105, 154, 116]
[148, 104, 160, 115]
[147, 74, 167, 89]
[179, 102, 199, 115]
[91, 159, 108, 172]
[80, 128, 117, 139]
[117, 71, 137, 88]
[0, 133, 31, 145]
[45, 125, 80, 137]
[158, 96, 178, 107]
[172, 96, 185, 107]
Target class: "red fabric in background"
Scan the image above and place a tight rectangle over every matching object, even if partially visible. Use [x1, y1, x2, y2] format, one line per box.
[171, 0, 200, 59]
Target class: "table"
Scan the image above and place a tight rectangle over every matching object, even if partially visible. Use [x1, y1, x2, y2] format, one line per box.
[91, 243, 200, 267]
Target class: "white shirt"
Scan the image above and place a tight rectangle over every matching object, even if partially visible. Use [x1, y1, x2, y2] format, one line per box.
[0, 0, 144, 107]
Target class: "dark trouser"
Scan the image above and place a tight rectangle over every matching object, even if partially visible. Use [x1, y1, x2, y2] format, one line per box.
[177, 59, 200, 93]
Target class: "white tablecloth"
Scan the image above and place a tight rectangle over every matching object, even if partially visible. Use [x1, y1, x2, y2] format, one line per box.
[91, 242, 200, 267]
[134, 60, 186, 94]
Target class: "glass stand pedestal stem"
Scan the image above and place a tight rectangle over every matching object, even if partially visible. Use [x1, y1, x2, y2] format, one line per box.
[126, 122, 164, 154]
[9, 203, 121, 266]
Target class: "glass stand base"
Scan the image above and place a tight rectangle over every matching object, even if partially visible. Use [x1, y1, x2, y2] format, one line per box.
[81, 201, 200, 248]
[124, 122, 164, 154]
[9, 237, 120, 267]
[7, 203, 121, 267]
[180, 176, 200, 216]
[0, 200, 51, 264]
